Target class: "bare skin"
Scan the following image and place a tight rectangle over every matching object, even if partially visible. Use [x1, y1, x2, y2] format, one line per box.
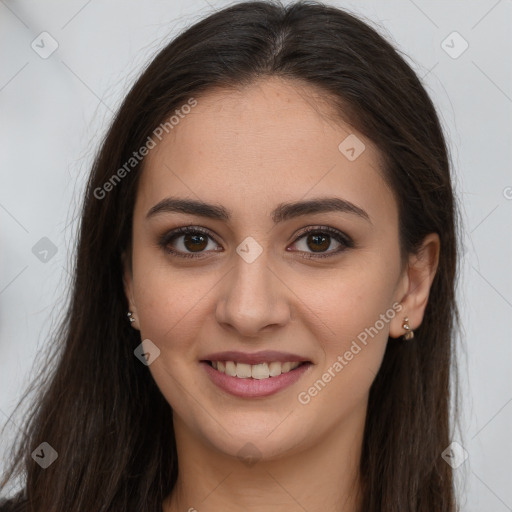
[123, 77, 440, 512]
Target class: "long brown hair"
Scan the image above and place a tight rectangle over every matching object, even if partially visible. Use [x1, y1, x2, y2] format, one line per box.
[0, 1, 462, 510]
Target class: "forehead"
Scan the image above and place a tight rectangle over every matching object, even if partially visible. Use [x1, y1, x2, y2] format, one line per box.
[136, 77, 397, 229]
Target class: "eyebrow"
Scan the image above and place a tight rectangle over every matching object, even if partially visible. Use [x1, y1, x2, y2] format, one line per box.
[146, 196, 372, 225]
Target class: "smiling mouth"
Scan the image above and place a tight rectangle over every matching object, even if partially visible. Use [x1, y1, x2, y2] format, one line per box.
[203, 360, 311, 380]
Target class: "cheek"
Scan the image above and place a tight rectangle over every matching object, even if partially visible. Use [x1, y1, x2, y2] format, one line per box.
[306, 256, 399, 386]
[294, 303, 394, 417]
[315, 259, 397, 338]
[131, 264, 208, 411]
[131, 251, 221, 361]
[135, 273, 197, 345]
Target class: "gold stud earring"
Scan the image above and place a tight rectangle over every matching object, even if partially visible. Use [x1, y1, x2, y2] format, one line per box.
[401, 316, 414, 340]
[127, 311, 135, 323]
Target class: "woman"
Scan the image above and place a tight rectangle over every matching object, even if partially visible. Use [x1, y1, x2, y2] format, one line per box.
[0, 1, 462, 510]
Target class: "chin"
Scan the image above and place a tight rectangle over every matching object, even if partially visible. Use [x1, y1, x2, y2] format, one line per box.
[193, 415, 309, 462]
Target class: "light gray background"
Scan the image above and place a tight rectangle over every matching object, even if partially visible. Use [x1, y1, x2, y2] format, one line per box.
[1, 0, 511, 509]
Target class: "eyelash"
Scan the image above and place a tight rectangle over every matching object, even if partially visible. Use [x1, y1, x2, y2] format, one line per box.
[157, 225, 354, 260]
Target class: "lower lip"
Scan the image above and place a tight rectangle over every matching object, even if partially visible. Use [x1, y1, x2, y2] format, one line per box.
[201, 361, 312, 398]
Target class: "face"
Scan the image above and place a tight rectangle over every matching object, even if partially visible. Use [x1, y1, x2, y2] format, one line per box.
[123, 77, 413, 461]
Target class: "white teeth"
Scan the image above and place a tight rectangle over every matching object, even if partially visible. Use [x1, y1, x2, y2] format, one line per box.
[251, 363, 269, 380]
[225, 361, 237, 377]
[236, 363, 252, 378]
[211, 360, 302, 379]
[268, 361, 282, 377]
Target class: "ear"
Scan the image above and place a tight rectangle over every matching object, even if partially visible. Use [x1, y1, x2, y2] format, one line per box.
[122, 250, 140, 330]
[389, 233, 440, 339]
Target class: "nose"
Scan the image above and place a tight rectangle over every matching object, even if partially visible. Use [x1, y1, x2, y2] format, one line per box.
[215, 250, 291, 338]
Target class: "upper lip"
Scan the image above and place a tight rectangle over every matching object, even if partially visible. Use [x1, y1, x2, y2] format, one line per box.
[201, 350, 311, 365]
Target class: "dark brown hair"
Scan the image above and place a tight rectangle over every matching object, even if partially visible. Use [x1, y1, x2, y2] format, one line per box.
[0, 1, 462, 510]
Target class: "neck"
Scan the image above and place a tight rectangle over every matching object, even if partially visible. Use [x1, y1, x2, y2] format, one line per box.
[163, 411, 365, 512]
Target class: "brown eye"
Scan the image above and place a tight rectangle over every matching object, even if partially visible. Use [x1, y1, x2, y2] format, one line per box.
[289, 226, 354, 259]
[158, 227, 220, 259]
[305, 233, 331, 252]
[158, 225, 354, 260]
[181, 232, 209, 252]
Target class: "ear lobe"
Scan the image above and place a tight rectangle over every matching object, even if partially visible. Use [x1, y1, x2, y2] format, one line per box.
[389, 233, 440, 339]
